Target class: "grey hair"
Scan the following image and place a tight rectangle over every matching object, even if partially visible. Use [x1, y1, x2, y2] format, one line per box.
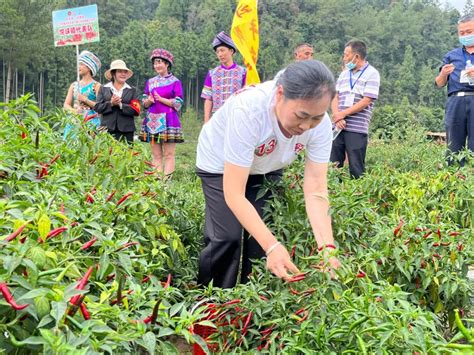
[458, 14, 474, 24]
[276, 60, 335, 100]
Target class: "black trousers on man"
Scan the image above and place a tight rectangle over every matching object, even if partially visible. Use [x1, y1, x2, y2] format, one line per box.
[196, 169, 282, 289]
[330, 130, 368, 179]
[445, 95, 474, 165]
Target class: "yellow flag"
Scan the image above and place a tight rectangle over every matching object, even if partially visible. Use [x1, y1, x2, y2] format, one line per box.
[231, 0, 260, 84]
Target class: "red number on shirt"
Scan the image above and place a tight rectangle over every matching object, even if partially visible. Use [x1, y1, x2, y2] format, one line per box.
[254, 139, 277, 157]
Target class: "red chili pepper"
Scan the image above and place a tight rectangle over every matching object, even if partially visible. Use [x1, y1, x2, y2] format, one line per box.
[144, 171, 155, 175]
[287, 272, 307, 283]
[393, 219, 404, 237]
[143, 315, 153, 324]
[79, 302, 90, 320]
[295, 307, 306, 316]
[290, 245, 296, 258]
[449, 231, 461, 236]
[85, 193, 95, 204]
[457, 243, 464, 251]
[317, 244, 336, 252]
[433, 253, 442, 259]
[242, 311, 253, 334]
[89, 153, 100, 164]
[81, 237, 98, 250]
[116, 241, 139, 251]
[376, 259, 383, 265]
[298, 312, 309, 323]
[116, 192, 133, 206]
[69, 266, 94, 306]
[48, 154, 60, 165]
[260, 325, 276, 336]
[222, 299, 241, 307]
[106, 273, 115, 282]
[5, 222, 29, 242]
[259, 295, 269, 301]
[289, 287, 300, 295]
[131, 151, 140, 156]
[36, 164, 49, 179]
[39, 226, 68, 243]
[422, 231, 433, 239]
[83, 113, 98, 123]
[356, 271, 366, 278]
[0, 283, 29, 311]
[142, 275, 150, 283]
[144, 161, 155, 167]
[440, 242, 451, 247]
[302, 288, 316, 297]
[105, 189, 117, 202]
[60, 203, 65, 214]
[436, 228, 441, 239]
[163, 273, 172, 288]
[432, 243, 440, 247]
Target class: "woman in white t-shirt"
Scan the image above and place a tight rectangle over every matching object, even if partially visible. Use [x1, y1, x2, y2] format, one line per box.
[196, 60, 341, 288]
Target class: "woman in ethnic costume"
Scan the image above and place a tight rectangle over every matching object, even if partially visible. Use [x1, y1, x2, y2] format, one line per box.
[141, 48, 184, 178]
[63, 50, 102, 138]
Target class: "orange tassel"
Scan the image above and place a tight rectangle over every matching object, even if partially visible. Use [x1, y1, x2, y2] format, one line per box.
[143, 131, 146, 141]
[151, 135, 154, 145]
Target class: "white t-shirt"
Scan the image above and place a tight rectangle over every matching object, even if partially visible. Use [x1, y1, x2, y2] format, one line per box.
[196, 81, 332, 175]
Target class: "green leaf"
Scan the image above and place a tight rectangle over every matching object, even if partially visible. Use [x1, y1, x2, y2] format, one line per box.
[37, 213, 51, 239]
[51, 301, 68, 326]
[37, 315, 54, 328]
[17, 287, 50, 301]
[169, 302, 184, 317]
[142, 332, 156, 353]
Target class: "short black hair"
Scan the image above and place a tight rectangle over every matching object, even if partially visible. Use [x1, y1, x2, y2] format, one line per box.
[277, 60, 335, 101]
[213, 44, 235, 53]
[294, 43, 313, 53]
[345, 40, 367, 59]
[458, 14, 474, 24]
[152, 57, 172, 69]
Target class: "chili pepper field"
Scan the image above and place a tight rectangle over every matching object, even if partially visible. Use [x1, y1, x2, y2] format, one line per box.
[0, 96, 473, 354]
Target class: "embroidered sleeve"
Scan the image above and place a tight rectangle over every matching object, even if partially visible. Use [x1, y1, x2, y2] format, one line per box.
[172, 97, 184, 111]
[200, 71, 212, 100]
[171, 79, 184, 111]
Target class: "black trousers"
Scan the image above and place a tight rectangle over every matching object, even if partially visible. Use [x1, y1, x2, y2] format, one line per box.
[196, 169, 282, 288]
[330, 130, 368, 179]
[445, 95, 474, 166]
[109, 130, 134, 144]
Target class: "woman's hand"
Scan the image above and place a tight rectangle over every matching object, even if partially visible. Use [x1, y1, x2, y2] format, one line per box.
[266, 244, 300, 280]
[111, 94, 121, 106]
[318, 249, 341, 279]
[152, 92, 162, 103]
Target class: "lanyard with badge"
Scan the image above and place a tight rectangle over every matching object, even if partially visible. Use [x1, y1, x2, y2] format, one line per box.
[460, 50, 474, 85]
[344, 64, 369, 106]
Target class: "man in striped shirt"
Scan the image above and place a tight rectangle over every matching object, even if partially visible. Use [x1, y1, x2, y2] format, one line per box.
[330, 40, 380, 178]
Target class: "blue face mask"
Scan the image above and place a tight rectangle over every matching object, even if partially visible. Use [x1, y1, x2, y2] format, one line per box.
[459, 34, 474, 47]
[346, 62, 356, 70]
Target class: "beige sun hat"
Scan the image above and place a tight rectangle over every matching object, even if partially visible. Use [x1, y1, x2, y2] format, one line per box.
[104, 59, 133, 81]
